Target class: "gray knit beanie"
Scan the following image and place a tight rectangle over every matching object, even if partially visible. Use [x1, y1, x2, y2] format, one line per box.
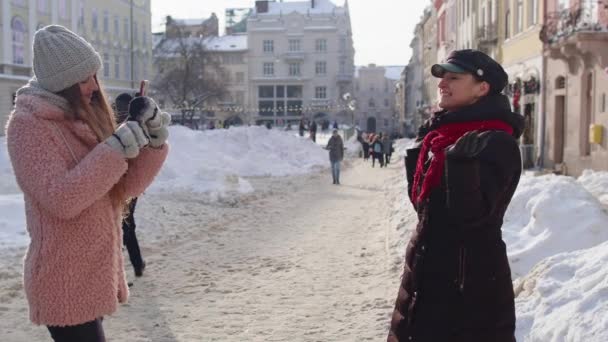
[33, 25, 102, 93]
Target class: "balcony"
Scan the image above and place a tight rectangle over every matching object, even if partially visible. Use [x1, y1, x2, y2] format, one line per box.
[540, 5, 608, 67]
[282, 51, 306, 61]
[476, 24, 498, 45]
[336, 73, 353, 83]
[310, 99, 332, 108]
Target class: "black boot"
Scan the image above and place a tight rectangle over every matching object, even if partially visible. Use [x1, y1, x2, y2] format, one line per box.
[134, 261, 146, 277]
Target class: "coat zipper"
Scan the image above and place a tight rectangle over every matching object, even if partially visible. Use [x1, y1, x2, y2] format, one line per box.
[458, 245, 467, 293]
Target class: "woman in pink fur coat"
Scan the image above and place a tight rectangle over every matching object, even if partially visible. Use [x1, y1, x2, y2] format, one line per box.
[5, 25, 169, 341]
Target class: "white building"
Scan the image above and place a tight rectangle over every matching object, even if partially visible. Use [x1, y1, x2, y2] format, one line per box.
[246, 0, 355, 126]
[354, 64, 404, 134]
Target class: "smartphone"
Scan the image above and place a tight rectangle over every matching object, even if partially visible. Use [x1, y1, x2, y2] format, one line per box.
[139, 80, 149, 97]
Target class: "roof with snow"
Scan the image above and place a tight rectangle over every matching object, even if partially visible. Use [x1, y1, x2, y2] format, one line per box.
[173, 17, 213, 26]
[155, 35, 248, 54]
[256, 0, 345, 15]
[384, 66, 406, 80]
[354, 65, 406, 80]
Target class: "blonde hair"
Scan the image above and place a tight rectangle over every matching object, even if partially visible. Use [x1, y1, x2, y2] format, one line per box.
[57, 75, 128, 210]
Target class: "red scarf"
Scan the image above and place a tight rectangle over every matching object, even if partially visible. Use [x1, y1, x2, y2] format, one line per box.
[411, 120, 513, 204]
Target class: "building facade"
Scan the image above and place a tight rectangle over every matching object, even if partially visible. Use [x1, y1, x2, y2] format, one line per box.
[353, 64, 403, 134]
[0, 0, 152, 132]
[502, 0, 544, 168]
[541, 0, 608, 175]
[421, 6, 439, 116]
[246, 0, 355, 127]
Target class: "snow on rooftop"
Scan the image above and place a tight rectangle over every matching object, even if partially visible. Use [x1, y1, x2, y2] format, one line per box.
[156, 35, 248, 53]
[174, 18, 211, 26]
[258, 0, 344, 15]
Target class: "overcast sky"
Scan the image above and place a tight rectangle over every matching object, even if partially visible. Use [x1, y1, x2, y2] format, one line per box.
[151, 0, 431, 67]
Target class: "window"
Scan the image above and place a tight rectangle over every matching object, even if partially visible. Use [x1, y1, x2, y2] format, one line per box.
[289, 62, 301, 76]
[259, 86, 274, 98]
[59, 0, 67, 19]
[384, 119, 389, 127]
[143, 28, 147, 46]
[528, 0, 537, 26]
[263, 62, 274, 76]
[369, 99, 375, 107]
[287, 85, 302, 98]
[602, 93, 606, 113]
[276, 85, 285, 98]
[124, 56, 130, 80]
[78, 1, 85, 30]
[133, 20, 138, 43]
[505, 10, 510, 39]
[288, 39, 301, 52]
[236, 72, 244, 83]
[384, 99, 390, 107]
[38, 0, 48, 13]
[92, 9, 98, 31]
[339, 37, 347, 52]
[516, 1, 523, 33]
[315, 61, 327, 75]
[103, 53, 110, 77]
[11, 17, 26, 65]
[263, 40, 274, 53]
[124, 18, 129, 40]
[339, 59, 347, 74]
[236, 91, 244, 105]
[315, 86, 327, 99]
[114, 16, 119, 36]
[114, 55, 120, 79]
[103, 11, 109, 33]
[315, 39, 327, 52]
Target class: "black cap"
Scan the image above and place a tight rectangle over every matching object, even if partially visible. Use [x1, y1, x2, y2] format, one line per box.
[431, 49, 508, 94]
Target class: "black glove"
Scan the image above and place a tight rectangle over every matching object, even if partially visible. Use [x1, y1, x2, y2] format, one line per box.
[446, 131, 491, 159]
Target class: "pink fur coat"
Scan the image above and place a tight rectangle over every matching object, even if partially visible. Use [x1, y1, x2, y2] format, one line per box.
[5, 94, 168, 326]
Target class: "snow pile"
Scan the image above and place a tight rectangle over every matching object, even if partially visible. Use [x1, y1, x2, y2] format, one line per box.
[503, 174, 608, 279]
[149, 126, 327, 194]
[0, 138, 19, 194]
[515, 240, 608, 342]
[578, 169, 608, 207]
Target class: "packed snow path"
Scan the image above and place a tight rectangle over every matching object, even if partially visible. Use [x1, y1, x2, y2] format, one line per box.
[0, 159, 411, 341]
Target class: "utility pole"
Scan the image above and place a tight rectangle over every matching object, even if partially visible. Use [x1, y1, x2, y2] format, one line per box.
[130, 0, 135, 90]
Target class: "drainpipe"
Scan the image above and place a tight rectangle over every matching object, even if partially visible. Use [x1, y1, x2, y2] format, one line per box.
[538, 0, 548, 169]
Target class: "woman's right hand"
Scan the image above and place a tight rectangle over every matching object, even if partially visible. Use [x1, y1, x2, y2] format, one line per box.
[105, 121, 149, 158]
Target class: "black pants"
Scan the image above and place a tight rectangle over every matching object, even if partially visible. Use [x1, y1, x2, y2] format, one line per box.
[385, 153, 392, 165]
[123, 198, 144, 270]
[362, 143, 369, 159]
[372, 152, 384, 167]
[47, 318, 105, 342]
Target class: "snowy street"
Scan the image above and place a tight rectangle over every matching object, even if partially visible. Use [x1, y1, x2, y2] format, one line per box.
[0, 158, 411, 341]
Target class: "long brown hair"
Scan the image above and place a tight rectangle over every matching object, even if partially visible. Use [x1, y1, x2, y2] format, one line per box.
[57, 75, 128, 210]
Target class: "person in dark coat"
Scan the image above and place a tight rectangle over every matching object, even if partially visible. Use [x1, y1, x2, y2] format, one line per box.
[325, 129, 344, 184]
[309, 120, 318, 142]
[114, 92, 146, 278]
[299, 119, 306, 137]
[382, 134, 394, 165]
[387, 50, 525, 342]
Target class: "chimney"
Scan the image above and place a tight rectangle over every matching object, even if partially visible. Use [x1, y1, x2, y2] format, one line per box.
[256, 1, 269, 13]
[311, 0, 315, 8]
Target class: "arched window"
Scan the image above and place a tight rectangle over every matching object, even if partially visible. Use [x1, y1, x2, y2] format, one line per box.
[12, 17, 26, 65]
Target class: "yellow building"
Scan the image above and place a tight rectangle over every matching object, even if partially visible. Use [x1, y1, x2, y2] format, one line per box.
[0, 0, 152, 132]
[500, 0, 544, 168]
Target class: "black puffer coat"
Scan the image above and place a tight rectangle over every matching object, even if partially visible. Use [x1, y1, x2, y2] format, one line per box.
[388, 95, 525, 342]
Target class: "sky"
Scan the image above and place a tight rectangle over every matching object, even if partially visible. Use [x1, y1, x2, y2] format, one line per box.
[150, 0, 431, 67]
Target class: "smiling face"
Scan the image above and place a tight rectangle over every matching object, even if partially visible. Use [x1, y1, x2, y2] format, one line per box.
[78, 74, 99, 105]
[437, 72, 490, 112]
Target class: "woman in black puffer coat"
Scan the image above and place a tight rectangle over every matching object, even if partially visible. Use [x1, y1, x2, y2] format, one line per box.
[388, 50, 525, 342]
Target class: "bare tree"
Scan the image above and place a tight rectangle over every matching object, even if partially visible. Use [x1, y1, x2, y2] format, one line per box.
[153, 16, 228, 128]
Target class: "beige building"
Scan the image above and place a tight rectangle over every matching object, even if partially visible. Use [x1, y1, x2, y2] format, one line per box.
[421, 6, 438, 114]
[353, 64, 403, 134]
[246, 0, 355, 127]
[501, 0, 543, 168]
[541, 0, 608, 175]
[0, 0, 152, 132]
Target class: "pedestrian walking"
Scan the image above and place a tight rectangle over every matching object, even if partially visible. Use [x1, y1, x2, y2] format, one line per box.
[361, 132, 370, 160]
[309, 120, 318, 142]
[5, 25, 169, 341]
[325, 129, 345, 185]
[387, 49, 524, 342]
[371, 133, 384, 168]
[333, 120, 339, 130]
[299, 118, 306, 137]
[382, 133, 393, 165]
